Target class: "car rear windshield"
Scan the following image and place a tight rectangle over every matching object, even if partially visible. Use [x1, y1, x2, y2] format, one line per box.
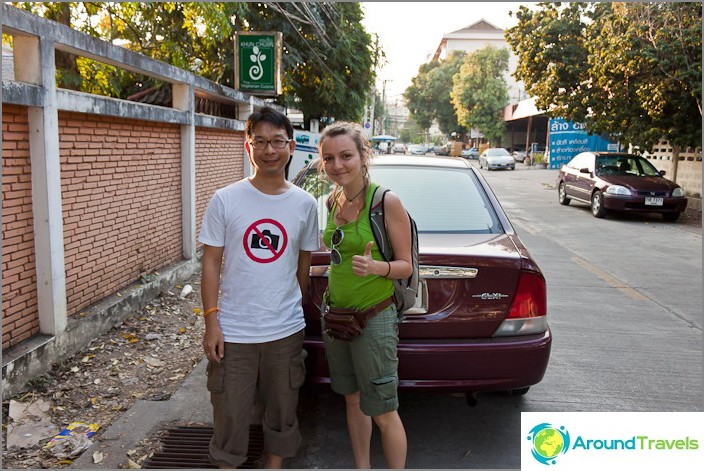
[371, 167, 502, 234]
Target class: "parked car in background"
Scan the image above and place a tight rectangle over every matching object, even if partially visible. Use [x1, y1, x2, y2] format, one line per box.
[479, 147, 515, 170]
[511, 149, 527, 163]
[461, 147, 479, 159]
[293, 155, 552, 398]
[557, 152, 688, 220]
[393, 143, 407, 154]
[408, 144, 426, 155]
[431, 144, 450, 156]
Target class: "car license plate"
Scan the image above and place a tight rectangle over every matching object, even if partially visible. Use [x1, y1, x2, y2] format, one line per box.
[645, 197, 663, 206]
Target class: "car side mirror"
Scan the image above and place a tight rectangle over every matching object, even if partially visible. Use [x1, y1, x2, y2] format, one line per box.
[659, 170, 666, 176]
[579, 167, 591, 174]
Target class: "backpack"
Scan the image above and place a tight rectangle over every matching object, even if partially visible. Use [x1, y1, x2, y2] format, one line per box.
[370, 186, 420, 314]
[326, 185, 420, 314]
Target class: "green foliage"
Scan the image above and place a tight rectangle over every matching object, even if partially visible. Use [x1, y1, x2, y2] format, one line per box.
[451, 46, 509, 144]
[404, 51, 468, 136]
[505, 2, 702, 150]
[267, 2, 375, 124]
[10, 2, 376, 124]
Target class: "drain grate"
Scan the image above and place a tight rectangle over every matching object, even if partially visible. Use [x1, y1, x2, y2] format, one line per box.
[142, 424, 264, 469]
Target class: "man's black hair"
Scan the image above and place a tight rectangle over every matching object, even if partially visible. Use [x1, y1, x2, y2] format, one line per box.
[245, 106, 294, 139]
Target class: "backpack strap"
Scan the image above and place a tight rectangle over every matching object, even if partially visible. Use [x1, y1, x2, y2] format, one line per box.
[369, 185, 393, 262]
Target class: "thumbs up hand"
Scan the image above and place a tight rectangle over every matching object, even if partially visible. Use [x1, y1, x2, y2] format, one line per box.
[351, 241, 376, 277]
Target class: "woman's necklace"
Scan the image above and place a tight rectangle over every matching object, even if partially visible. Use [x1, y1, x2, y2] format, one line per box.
[334, 185, 366, 225]
[344, 185, 366, 203]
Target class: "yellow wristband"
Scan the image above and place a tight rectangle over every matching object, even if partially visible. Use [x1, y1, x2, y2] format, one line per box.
[204, 307, 219, 318]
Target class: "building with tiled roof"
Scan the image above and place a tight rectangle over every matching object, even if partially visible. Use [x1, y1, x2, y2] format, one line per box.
[432, 19, 525, 103]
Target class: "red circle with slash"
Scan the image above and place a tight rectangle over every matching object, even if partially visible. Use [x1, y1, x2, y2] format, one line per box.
[243, 219, 288, 263]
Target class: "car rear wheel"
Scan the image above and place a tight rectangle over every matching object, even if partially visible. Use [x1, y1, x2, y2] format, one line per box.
[662, 212, 680, 222]
[558, 182, 571, 205]
[591, 190, 607, 218]
[509, 387, 530, 396]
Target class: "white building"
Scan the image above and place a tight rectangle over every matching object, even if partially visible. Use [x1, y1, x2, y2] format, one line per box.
[432, 19, 526, 103]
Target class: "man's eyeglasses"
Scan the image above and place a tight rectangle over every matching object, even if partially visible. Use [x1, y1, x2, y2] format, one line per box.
[330, 227, 344, 265]
[249, 138, 292, 150]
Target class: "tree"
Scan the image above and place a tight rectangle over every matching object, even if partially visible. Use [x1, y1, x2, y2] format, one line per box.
[451, 46, 509, 144]
[242, 2, 375, 124]
[404, 51, 468, 137]
[11, 2, 377, 125]
[505, 2, 702, 151]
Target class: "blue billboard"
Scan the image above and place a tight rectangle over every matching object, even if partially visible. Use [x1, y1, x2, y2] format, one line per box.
[548, 118, 620, 169]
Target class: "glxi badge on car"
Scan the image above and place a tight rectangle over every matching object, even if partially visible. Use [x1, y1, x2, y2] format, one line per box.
[473, 293, 509, 300]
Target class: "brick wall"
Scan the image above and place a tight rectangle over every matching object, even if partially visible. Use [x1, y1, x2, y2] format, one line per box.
[195, 128, 245, 244]
[1, 108, 246, 352]
[2, 105, 39, 350]
[59, 112, 183, 316]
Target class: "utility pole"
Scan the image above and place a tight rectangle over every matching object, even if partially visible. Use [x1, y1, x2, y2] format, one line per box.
[368, 35, 379, 137]
[381, 79, 391, 135]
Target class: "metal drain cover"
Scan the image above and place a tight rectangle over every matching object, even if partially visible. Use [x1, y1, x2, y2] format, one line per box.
[142, 424, 264, 469]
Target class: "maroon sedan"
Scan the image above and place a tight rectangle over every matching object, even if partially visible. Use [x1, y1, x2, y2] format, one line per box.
[294, 155, 551, 398]
[557, 152, 688, 220]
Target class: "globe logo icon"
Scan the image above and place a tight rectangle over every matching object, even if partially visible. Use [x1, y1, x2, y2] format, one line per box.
[527, 423, 570, 465]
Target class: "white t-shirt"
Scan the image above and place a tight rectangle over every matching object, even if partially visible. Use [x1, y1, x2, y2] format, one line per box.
[199, 178, 319, 343]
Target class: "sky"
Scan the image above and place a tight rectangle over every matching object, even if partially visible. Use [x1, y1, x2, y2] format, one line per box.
[360, 1, 527, 101]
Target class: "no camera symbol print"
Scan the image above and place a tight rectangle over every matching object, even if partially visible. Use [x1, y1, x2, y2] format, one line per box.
[243, 219, 288, 263]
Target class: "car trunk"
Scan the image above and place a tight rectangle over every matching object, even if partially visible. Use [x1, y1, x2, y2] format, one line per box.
[304, 233, 522, 340]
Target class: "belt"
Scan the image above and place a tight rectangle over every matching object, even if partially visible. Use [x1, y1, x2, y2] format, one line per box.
[327, 296, 394, 318]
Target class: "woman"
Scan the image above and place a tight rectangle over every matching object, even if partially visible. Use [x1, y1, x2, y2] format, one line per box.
[318, 122, 412, 469]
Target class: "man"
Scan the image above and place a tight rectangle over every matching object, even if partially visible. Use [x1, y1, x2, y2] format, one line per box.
[199, 107, 319, 468]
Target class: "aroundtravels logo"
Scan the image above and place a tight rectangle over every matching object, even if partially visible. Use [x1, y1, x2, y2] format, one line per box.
[527, 423, 571, 465]
[522, 413, 703, 469]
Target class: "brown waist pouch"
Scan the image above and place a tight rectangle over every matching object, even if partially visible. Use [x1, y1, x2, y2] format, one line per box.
[322, 296, 393, 341]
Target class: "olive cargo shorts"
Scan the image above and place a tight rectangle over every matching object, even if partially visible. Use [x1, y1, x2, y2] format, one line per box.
[323, 305, 400, 417]
[206, 330, 306, 468]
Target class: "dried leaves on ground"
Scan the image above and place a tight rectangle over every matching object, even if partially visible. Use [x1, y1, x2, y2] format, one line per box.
[2, 273, 206, 469]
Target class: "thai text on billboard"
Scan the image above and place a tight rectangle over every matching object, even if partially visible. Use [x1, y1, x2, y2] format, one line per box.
[549, 118, 618, 169]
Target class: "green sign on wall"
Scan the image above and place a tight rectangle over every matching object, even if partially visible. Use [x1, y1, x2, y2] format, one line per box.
[235, 31, 282, 96]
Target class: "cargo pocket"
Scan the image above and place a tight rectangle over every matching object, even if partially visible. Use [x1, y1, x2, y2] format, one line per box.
[289, 349, 308, 390]
[370, 374, 397, 401]
[206, 361, 224, 394]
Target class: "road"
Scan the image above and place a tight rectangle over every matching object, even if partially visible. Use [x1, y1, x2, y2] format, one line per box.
[289, 163, 703, 469]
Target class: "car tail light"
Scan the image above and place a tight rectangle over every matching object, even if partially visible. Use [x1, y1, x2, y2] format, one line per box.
[493, 271, 547, 337]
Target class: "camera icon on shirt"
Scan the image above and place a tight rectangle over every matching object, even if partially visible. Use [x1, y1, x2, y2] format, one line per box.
[251, 229, 280, 250]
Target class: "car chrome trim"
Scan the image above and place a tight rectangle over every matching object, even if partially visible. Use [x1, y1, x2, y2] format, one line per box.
[473, 293, 509, 300]
[419, 266, 478, 278]
[313, 265, 479, 280]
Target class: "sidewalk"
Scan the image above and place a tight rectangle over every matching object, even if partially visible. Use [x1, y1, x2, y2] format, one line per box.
[70, 359, 211, 469]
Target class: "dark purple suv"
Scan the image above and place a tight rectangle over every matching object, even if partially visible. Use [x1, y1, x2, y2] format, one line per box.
[294, 155, 552, 398]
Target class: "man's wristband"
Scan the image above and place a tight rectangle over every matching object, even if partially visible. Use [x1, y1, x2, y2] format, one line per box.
[204, 307, 219, 318]
[384, 261, 391, 277]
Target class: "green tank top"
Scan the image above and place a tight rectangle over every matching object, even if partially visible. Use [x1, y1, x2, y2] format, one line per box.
[323, 183, 394, 310]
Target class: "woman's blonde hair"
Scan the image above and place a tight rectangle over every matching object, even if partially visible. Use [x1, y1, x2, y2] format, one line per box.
[317, 121, 373, 187]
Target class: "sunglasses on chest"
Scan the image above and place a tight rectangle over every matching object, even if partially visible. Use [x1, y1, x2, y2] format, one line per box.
[330, 227, 344, 265]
